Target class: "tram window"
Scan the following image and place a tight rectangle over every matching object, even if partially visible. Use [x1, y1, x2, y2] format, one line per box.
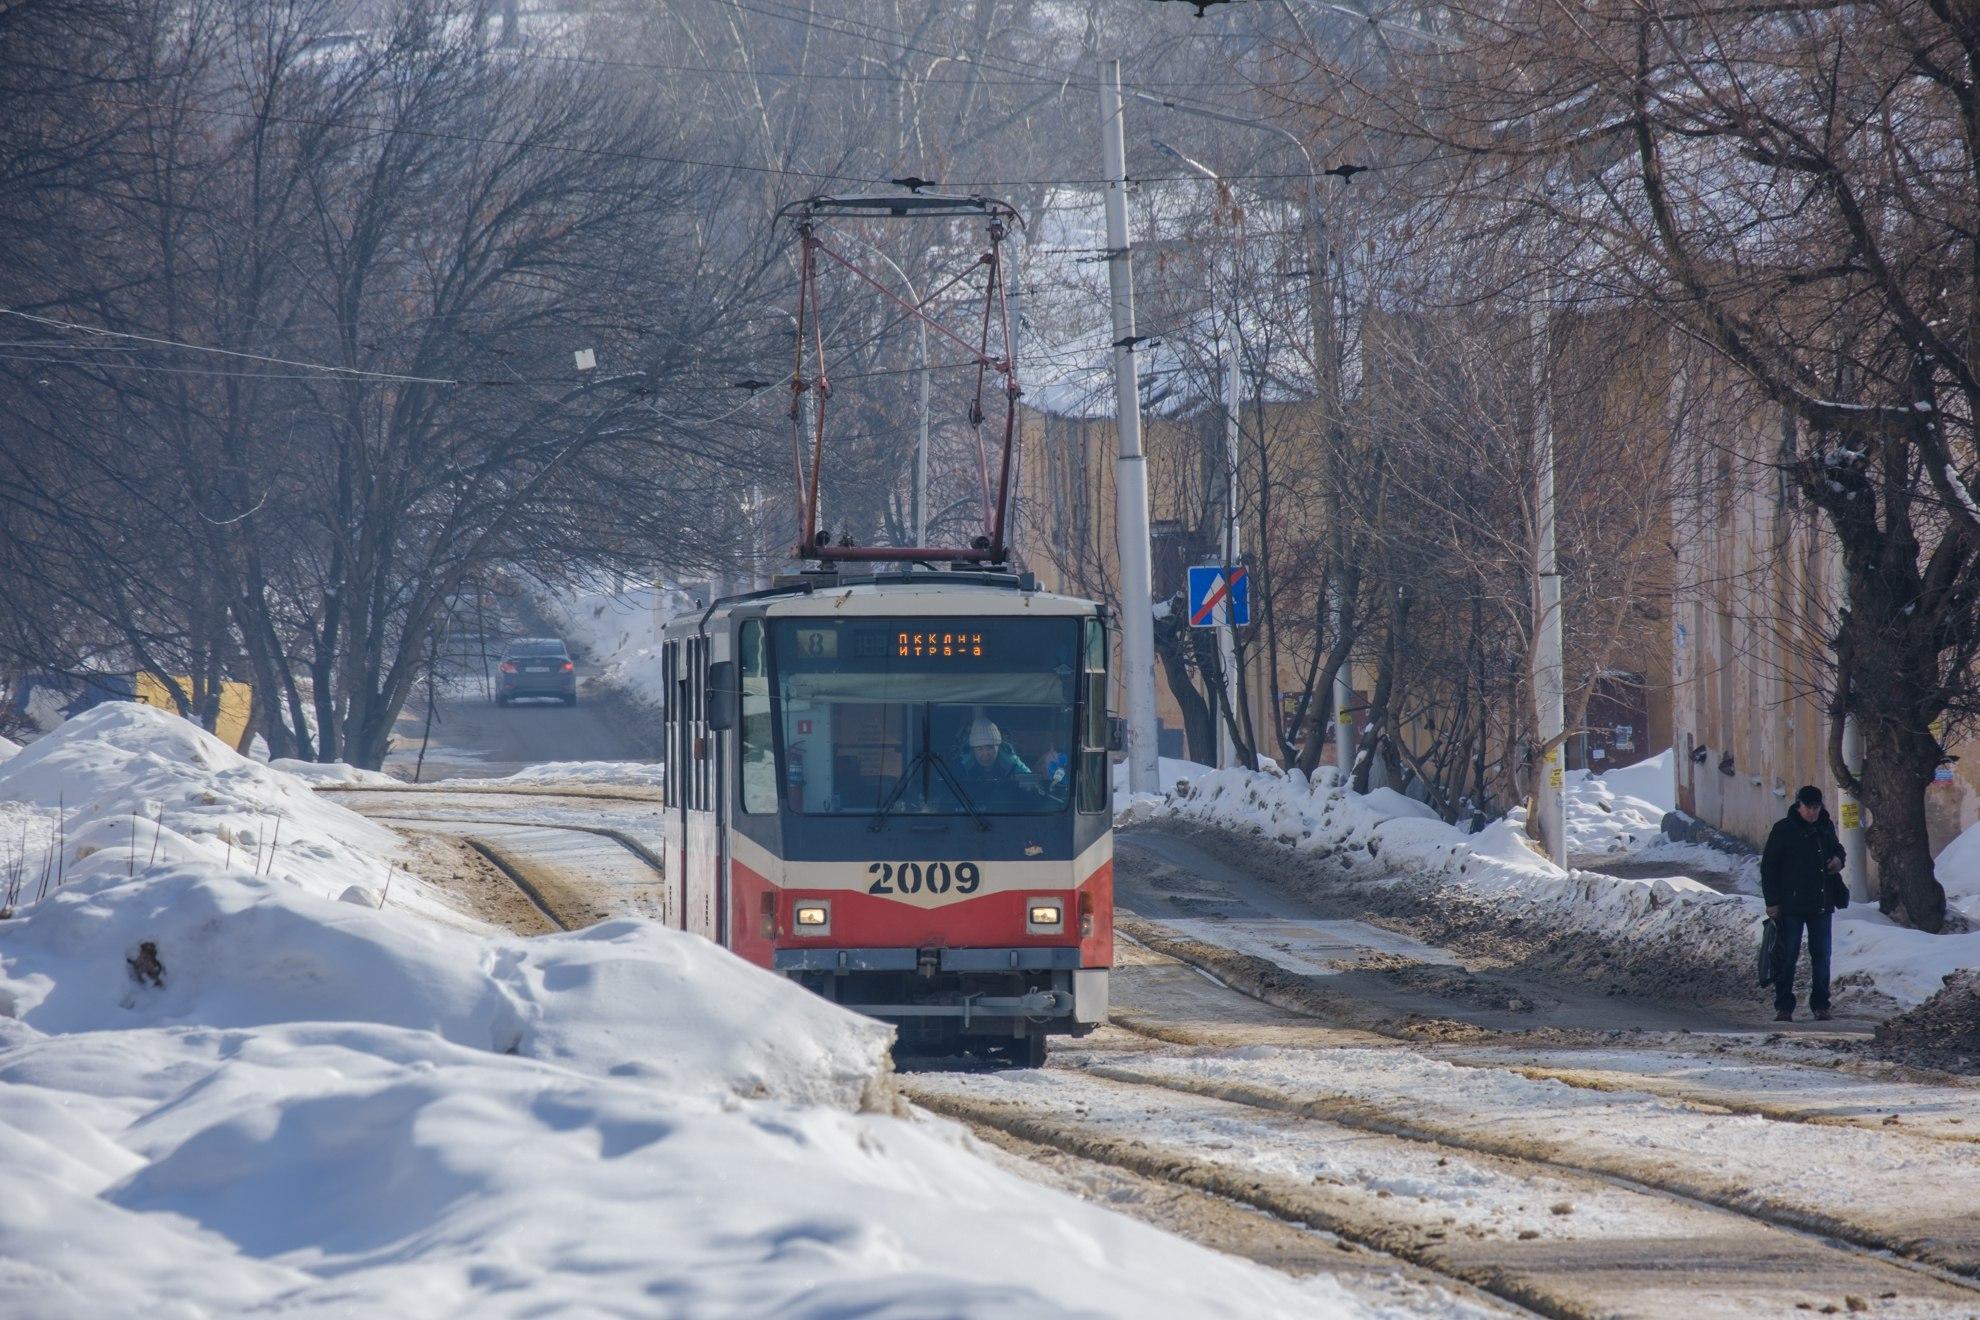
[738, 620, 776, 814]
[1078, 618, 1110, 815]
[692, 638, 707, 811]
[770, 617, 1079, 816]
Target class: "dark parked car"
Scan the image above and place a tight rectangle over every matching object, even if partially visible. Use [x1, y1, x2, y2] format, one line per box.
[496, 638, 577, 706]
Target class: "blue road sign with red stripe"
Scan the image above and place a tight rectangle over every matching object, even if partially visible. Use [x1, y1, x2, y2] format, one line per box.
[1187, 564, 1250, 627]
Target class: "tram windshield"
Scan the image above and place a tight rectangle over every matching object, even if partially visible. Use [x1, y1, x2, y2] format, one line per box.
[760, 617, 1080, 817]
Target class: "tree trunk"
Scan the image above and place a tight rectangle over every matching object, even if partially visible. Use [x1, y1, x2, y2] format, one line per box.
[1153, 612, 1216, 765]
[1351, 597, 1405, 794]
[1857, 719, 1947, 932]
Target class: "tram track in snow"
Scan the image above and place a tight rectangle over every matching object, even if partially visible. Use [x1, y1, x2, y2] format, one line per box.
[319, 784, 673, 933]
[1084, 929, 1980, 1283]
[902, 924, 1980, 1318]
[906, 1054, 1980, 1320]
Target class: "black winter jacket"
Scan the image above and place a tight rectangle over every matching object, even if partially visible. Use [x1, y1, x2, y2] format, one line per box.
[1760, 807, 1847, 914]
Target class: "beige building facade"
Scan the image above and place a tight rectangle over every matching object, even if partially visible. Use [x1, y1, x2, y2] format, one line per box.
[1669, 379, 1980, 857]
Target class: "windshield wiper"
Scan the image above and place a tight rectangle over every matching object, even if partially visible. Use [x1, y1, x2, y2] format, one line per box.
[870, 704, 935, 834]
[868, 747, 929, 833]
[927, 754, 991, 832]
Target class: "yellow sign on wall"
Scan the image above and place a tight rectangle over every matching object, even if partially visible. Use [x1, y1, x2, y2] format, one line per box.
[134, 674, 255, 752]
[1839, 801, 1861, 830]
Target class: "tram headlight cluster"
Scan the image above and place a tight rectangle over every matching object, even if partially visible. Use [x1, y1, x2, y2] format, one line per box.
[793, 901, 831, 934]
[1026, 900, 1064, 933]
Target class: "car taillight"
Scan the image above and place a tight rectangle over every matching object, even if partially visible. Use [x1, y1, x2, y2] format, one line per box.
[561, 661, 574, 671]
[499, 661, 516, 674]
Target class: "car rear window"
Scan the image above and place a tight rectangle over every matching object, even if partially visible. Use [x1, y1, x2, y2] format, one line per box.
[505, 640, 568, 658]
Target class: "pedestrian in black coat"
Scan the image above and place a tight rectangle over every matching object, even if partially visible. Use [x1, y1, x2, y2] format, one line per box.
[1759, 785, 1849, 1022]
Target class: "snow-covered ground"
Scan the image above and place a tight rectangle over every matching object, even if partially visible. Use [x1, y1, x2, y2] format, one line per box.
[267, 757, 400, 786]
[0, 703, 1377, 1317]
[435, 760, 668, 789]
[1127, 757, 1980, 1010]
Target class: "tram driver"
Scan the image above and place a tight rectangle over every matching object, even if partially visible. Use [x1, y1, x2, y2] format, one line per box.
[956, 718, 1031, 783]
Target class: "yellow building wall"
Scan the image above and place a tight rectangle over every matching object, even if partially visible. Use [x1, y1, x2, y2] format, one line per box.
[135, 674, 255, 753]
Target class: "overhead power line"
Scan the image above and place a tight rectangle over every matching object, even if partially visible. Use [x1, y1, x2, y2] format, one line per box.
[0, 308, 457, 383]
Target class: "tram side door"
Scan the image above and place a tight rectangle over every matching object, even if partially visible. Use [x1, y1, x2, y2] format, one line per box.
[663, 639, 687, 932]
[713, 679, 730, 949]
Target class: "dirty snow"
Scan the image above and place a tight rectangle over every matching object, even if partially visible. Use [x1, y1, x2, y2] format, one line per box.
[1132, 762, 1980, 1009]
[0, 702, 1371, 1318]
[1095, 1045, 1980, 1273]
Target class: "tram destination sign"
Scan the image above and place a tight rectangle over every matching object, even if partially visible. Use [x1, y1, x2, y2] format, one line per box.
[790, 624, 991, 663]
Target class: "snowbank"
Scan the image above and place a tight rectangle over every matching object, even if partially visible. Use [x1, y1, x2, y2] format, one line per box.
[533, 579, 678, 709]
[0, 1021, 1353, 1317]
[441, 760, 668, 789]
[0, 734, 18, 761]
[0, 703, 1354, 1316]
[0, 703, 403, 903]
[267, 757, 398, 786]
[1591, 749, 1675, 811]
[0, 704, 887, 1107]
[1557, 750, 1676, 861]
[1940, 821, 1980, 921]
[1136, 764, 1980, 1010]
[1114, 754, 1215, 815]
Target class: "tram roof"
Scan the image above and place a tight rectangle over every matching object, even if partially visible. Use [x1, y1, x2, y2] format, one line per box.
[677, 570, 1101, 629]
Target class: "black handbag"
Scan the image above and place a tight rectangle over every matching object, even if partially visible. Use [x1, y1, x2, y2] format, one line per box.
[1757, 918, 1778, 986]
[1828, 874, 1851, 910]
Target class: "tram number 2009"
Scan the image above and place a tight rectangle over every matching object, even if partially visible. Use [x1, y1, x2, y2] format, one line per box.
[866, 861, 981, 896]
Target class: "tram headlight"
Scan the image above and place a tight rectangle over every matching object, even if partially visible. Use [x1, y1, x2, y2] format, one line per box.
[1026, 900, 1064, 933]
[793, 901, 831, 934]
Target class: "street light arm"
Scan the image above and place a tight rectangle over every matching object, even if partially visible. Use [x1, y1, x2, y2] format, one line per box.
[1133, 91, 1316, 182]
[1151, 137, 1222, 183]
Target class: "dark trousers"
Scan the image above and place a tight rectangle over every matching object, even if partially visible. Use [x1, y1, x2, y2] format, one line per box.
[1772, 910, 1833, 1014]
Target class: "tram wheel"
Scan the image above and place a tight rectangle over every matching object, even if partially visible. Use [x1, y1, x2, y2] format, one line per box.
[998, 1033, 1046, 1070]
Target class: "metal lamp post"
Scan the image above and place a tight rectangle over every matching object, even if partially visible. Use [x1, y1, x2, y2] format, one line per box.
[1152, 138, 1245, 769]
[1138, 93, 1355, 776]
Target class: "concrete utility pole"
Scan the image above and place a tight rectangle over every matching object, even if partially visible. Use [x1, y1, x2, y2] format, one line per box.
[1099, 58, 1160, 794]
[913, 324, 929, 545]
[1218, 347, 1243, 768]
[1531, 293, 1567, 867]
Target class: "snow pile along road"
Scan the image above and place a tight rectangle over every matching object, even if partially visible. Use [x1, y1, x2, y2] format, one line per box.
[1937, 820, 1980, 923]
[533, 578, 674, 709]
[1132, 762, 1980, 1012]
[0, 704, 1350, 1317]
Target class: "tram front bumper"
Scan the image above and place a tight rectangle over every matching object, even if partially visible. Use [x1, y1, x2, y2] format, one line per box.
[773, 947, 1108, 1027]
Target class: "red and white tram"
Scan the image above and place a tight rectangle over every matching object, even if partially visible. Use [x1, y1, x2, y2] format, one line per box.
[654, 192, 1108, 1062]
[659, 568, 1112, 1065]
